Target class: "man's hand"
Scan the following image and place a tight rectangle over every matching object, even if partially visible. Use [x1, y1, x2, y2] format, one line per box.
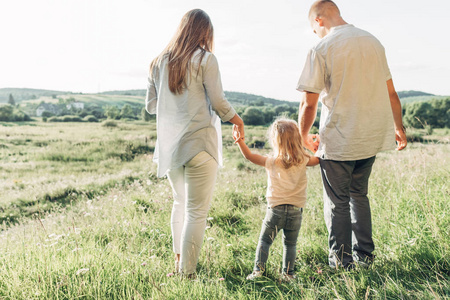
[395, 127, 407, 151]
[304, 134, 320, 153]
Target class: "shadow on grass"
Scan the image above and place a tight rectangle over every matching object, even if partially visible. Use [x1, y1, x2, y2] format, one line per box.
[0, 174, 150, 230]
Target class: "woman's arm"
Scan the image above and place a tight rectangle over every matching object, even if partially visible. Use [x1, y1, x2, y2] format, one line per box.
[145, 74, 157, 114]
[203, 54, 237, 122]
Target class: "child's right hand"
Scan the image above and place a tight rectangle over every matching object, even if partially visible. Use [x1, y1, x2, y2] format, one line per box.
[305, 134, 320, 153]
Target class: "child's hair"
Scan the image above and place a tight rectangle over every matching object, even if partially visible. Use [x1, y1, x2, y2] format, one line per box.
[268, 117, 310, 169]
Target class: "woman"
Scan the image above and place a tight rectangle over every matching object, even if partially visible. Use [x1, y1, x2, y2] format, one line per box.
[145, 9, 244, 277]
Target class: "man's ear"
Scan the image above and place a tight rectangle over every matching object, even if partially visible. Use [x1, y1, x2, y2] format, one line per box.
[315, 17, 324, 27]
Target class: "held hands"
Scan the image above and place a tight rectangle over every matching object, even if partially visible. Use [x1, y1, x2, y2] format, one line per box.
[232, 124, 245, 144]
[304, 134, 320, 153]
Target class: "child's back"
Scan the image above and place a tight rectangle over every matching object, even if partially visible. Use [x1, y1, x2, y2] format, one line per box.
[265, 156, 309, 209]
[233, 117, 319, 282]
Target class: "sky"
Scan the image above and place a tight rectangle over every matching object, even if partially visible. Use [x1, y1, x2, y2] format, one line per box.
[1, 0, 449, 102]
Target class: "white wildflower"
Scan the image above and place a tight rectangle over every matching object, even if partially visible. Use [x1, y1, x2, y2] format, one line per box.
[76, 268, 89, 276]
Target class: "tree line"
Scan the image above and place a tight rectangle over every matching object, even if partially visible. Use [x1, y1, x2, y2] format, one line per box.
[403, 98, 449, 129]
[230, 98, 449, 131]
[1, 94, 448, 131]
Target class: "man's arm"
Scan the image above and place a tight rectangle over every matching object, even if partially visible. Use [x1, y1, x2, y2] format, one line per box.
[387, 79, 407, 151]
[298, 91, 320, 152]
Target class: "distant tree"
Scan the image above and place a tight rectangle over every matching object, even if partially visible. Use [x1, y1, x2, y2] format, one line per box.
[242, 107, 265, 126]
[262, 107, 276, 124]
[141, 107, 153, 121]
[120, 104, 135, 119]
[77, 109, 89, 118]
[0, 105, 14, 121]
[274, 104, 293, 116]
[8, 94, 15, 106]
[104, 105, 120, 119]
[0, 104, 30, 122]
[430, 98, 450, 128]
[404, 101, 432, 128]
[254, 100, 265, 106]
[41, 111, 54, 118]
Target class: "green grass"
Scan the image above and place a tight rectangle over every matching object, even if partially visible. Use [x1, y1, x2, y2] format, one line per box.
[0, 121, 449, 299]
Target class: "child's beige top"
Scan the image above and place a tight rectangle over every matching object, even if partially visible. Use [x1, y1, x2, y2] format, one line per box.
[265, 156, 309, 208]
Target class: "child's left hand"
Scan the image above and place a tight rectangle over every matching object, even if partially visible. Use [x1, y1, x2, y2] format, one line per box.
[232, 125, 243, 143]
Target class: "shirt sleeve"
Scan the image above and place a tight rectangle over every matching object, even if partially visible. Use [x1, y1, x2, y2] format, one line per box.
[379, 45, 392, 81]
[296, 48, 326, 94]
[145, 72, 157, 115]
[203, 53, 236, 122]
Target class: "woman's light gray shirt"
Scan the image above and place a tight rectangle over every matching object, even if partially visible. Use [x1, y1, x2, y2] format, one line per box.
[146, 50, 236, 177]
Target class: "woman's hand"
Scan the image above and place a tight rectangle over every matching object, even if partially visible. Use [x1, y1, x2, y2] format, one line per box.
[232, 124, 244, 144]
[229, 114, 245, 144]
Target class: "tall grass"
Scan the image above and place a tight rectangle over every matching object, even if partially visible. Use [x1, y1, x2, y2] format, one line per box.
[0, 121, 448, 299]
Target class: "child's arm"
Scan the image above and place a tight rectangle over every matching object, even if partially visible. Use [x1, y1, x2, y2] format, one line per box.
[233, 125, 267, 167]
[307, 156, 320, 166]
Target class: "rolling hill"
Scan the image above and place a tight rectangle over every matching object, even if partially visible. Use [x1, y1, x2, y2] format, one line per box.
[0, 87, 446, 108]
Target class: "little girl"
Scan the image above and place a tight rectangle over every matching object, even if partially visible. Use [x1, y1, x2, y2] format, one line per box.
[232, 117, 319, 281]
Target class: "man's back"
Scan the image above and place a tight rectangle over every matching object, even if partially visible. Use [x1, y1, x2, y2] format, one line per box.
[297, 24, 395, 160]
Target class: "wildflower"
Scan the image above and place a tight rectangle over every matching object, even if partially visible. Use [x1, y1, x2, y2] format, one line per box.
[141, 262, 147, 266]
[317, 268, 323, 274]
[166, 272, 174, 277]
[226, 244, 232, 247]
[76, 268, 89, 276]
[219, 278, 225, 281]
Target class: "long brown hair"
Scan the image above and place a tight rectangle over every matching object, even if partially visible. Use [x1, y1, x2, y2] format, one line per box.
[150, 9, 214, 94]
[268, 117, 310, 169]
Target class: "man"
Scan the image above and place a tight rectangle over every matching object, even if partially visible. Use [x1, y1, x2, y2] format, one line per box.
[297, 0, 407, 269]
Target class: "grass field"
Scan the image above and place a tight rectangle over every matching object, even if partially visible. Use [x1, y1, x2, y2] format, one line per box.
[0, 120, 449, 299]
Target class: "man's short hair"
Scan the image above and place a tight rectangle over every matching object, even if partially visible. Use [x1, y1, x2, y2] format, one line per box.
[309, 0, 340, 19]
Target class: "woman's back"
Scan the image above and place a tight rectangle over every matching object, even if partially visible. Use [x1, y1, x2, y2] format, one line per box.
[146, 49, 236, 177]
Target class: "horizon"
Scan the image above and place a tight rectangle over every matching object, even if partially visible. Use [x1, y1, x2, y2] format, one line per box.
[0, 87, 440, 104]
[1, 0, 449, 101]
